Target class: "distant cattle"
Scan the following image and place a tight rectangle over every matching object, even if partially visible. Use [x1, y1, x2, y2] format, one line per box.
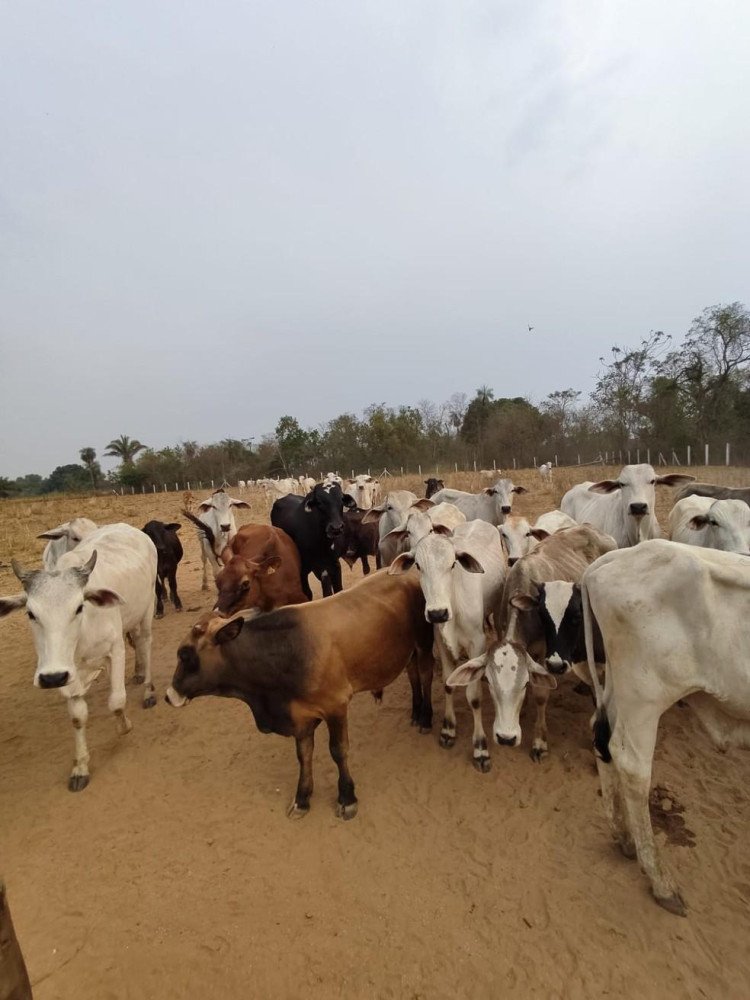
[213, 523, 308, 615]
[583, 540, 750, 915]
[674, 481, 750, 506]
[0, 524, 157, 791]
[258, 478, 299, 498]
[271, 484, 356, 598]
[38, 518, 98, 570]
[668, 496, 750, 554]
[322, 473, 343, 487]
[448, 524, 616, 760]
[344, 474, 380, 510]
[166, 570, 434, 819]
[561, 464, 694, 547]
[298, 475, 317, 493]
[390, 520, 507, 771]
[362, 491, 419, 566]
[142, 520, 184, 617]
[424, 478, 444, 499]
[432, 479, 527, 526]
[190, 489, 250, 590]
[538, 462, 553, 480]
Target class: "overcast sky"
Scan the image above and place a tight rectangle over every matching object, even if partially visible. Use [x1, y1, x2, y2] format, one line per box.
[2, 0, 749, 476]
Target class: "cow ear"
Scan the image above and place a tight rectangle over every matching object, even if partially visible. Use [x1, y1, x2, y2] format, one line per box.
[512, 485, 528, 494]
[199, 502, 215, 512]
[432, 523, 452, 536]
[688, 514, 711, 530]
[482, 487, 495, 496]
[303, 497, 316, 512]
[0, 593, 27, 617]
[164, 523, 181, 532]
[446, 655, 486, 687]
[361, 507, 383, 524]
[73, 551, 98, 585]
[528, 528, 549, 541]
[388, 552, 415, 575]
[230, 500, 250, 509]
[529, 669, 557, 691]
[260, 556, 282, 576]
[455, 550, 484, 573]
[510, 592, 539, 612]
[219, 548, 233, 566]
[84, 588, 124, 608]
[11, 559, 37, 586]
[588, 479, 621, 494]
[384, 527, 408, 542]
[410, 498, 434, 512]
[37, 528, 67, 541]
[342, 494, 357, 510]
[214, 617, 244, 645]
[656, 474, 696, 487]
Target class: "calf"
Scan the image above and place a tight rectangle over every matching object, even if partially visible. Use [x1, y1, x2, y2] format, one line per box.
[362, 490, 419, 566]
[498, 514, 533, 566]
[561, 464, 694, 547]
[142, 520, 183, 617]
[448, 525, 616, 760]
[344, 474, 380, 510]
[165, 571, 434, 818]
[192, 489, 250, 590]
[390, 520, 506, 771]
[583, 540, 750, 915]
[424, 478, 445, 499]
[38, 517, 97, 570]
[668, 496, 750, 553]
[0, 524, 157, 790]
[432, 479, 528, 526]
[271, 483, 356, 598]
[338, 509, 382, 575]
[538, 461, 553, 480]
[214, 523, 308, 615]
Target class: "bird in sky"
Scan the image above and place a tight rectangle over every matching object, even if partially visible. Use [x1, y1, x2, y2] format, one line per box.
[527, 324, 534, 333]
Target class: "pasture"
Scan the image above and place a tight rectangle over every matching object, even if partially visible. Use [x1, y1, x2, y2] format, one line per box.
[2, 467, 750, 999]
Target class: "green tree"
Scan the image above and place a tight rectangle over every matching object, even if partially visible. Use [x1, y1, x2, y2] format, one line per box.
[43, 464, 91, 494]
[79, 447, 100, 488]
[104, 435, 147, 464]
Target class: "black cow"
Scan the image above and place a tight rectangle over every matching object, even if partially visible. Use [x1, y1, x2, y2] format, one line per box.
[142, 520, 183, 618]
[424, 478, 445, 499]
[271, 483, 356, 598]
[336, 509, 382, 575]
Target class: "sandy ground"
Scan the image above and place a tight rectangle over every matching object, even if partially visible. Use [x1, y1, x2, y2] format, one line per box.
[2, 470, 750, 999]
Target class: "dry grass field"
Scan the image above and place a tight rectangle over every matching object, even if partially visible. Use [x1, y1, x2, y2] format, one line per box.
[2, 466, 750, 999]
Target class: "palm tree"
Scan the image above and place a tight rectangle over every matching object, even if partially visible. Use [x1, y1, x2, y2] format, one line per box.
[104, 435, 147, 464]
[79, 447, 98, 488]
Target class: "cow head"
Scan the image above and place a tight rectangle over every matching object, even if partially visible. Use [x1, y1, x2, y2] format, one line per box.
[588, 465, 694, 543]
[0, 553, 124, 692]
[199, 489, 250, 536]
[166, 613, 246, 707]
[424, 478, 445, 499]
[214, 555, 282, 615]
[498, 516, 533, 567]
[38, 517, 97, 570]
[304, 483, 355, 539]
[482, 479, 528, 517]
[389, 531, 484, 624]
[687, 498, 750, 554]
[511, 584, 583, 675]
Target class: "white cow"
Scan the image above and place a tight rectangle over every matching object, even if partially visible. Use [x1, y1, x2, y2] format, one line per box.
[538, 461, 553, 480]
[561, 464, 694, 547]
[299, 475, 316, 493]
[361, 490, 419, 566]
[38, 517, 98, 570]
[526, 509, 578, 551]
[385, 500, 466, 552]
[432, 479, 528, 526]
[344, 474, 380, 510]
[498, 514, 533, 566]
[390, 520, 507, 771]
[193, 489, 250, 589]
[582, 540, 750, 915]
[237, 480, 247, 491]
[668, 496, 750, 554]
[323, 473, 343, 487]
[0, 524, 157, 791]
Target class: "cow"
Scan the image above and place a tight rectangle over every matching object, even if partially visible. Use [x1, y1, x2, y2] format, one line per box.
[191, 489, 250, 590]
[142, 520, 184, 618]
[337, 509, 382, 575]
[538, 461, 553, 480]
[560, 465, 694, 547]
[674, 481, 750, 506]
[447, 525, 616, 761]
[299, 476, 316, 493]
[389, 520, 507, 771]
[212, 523, 308, 615]
[528, 509, 578, 544]
[344, 474, 380, 510]
[431, 480, 528, 526]
[361, 491, 419, 566]
[258, 478, 299, 498]
[668, 496, 750, 554]
[322, 473, 343, 487]
[582, 540, 750, 915]
[271, 483, 356, 598]
[165, 570, 435, 818]
[424, 478, 445, 499]
[237, 480, 247, 491]
[384, 500, 466, 553]
[38, 517, 98, 570]
[0, 524, 157, 790]
[498, 514, 533, 566]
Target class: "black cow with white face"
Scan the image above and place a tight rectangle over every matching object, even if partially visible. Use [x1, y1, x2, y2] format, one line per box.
[511, 581, 604, 676]
[142, 520, 184, 618]
[271, 483, 356, 598]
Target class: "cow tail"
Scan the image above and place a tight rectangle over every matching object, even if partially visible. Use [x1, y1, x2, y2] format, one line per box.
[182, 509, 218, 556]
[582, 576, 612, 764]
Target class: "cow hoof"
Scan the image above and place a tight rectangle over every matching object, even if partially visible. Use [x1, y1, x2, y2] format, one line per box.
[68, 774, 90, 792]
[530, 746, 548, 763]
[473, 756, 492, 773]
[619, 839, 637, 860]
[175, 606, 183, 613]
[132, 673, 145, 686]
[143, 693, 157, 709]
[155, 611, 164, 620]
[654, 891, 687, 917]
[336, 802, 358, 820]
[439, 733, 456, 749]
[287, 801, 310, 820]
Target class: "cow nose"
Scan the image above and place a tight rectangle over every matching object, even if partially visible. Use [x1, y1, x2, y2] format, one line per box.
[501, 505, 512, 515]
[495, 734, 517, 747]
[328, 524, 343, 536]
[427, 608, 450, 624]
[545, 657, 568, 676]
[507, 557, 518, 567]
[39, 671, 69, 689]
[629, 503, 648, 516]
[220, 523, 231, 533]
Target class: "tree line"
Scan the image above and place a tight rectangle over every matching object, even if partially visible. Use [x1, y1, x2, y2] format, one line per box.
[2, 302, 748, 496]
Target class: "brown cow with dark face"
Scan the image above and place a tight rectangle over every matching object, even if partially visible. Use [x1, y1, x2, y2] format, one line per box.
[165, 570, 434, 819]
[214, 524, 308, 616]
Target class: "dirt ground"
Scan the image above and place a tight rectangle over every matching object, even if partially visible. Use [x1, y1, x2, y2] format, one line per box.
[2, 468, 750, 999]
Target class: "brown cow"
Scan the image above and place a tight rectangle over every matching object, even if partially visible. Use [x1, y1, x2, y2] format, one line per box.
[213, 524, 309, 616]
[165, 570, 434, 819]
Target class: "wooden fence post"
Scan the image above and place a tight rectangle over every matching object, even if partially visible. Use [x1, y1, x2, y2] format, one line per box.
[726, 442, 731, 466]
[705, 444, 709, 465]
[687, 445, 691, 466]
[0, 880, 33, 1000]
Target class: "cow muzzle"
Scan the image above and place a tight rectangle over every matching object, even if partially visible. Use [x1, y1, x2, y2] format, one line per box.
[38, 671, 70, 689]
[427, 608, 450, 624]
[165, 686, 189, 707]
[545, 655, 569, 676]
[629, 503, 648, 517]
[220, 523, 231, 533]
[495, 734, 518, 747]
[501, 505, 512, 515]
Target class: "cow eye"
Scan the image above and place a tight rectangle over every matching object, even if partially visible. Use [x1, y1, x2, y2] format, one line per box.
[27, 610, 36, 622]
[241, 581, 250, 591]
[75, 605, 84, 615]
[649, 479, 656, 485]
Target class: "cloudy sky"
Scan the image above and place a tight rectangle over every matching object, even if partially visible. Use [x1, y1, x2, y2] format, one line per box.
[2, 0, 749, 476]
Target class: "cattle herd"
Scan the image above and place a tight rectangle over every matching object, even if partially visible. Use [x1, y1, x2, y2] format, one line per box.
[3, 463, 750, 918]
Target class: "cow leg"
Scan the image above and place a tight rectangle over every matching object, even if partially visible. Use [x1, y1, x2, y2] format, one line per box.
[595, 755, 635, 860]
[328, 713, 357, 820]
[168, 567, 182, 611]
[436, 635, 457, 748]
[329, 560, 343, 594]
[529, 682, 551, 761]
[417, 647, 434, 732]
[406, 656, 424, 728]
[201, 545, 211, 591]
[360, 555, 370, 576]
[108, 640, 133, 736]
[467, 677, 490, 773]
[65, 694, 91, 791]
[299, 567, 313, 601]
[132, 614, 156, 708]
[154, 577, 165, 619]
[611, 711, 686, 915]
[288, 722, 318, 818]
[375, 548, 382, 571]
